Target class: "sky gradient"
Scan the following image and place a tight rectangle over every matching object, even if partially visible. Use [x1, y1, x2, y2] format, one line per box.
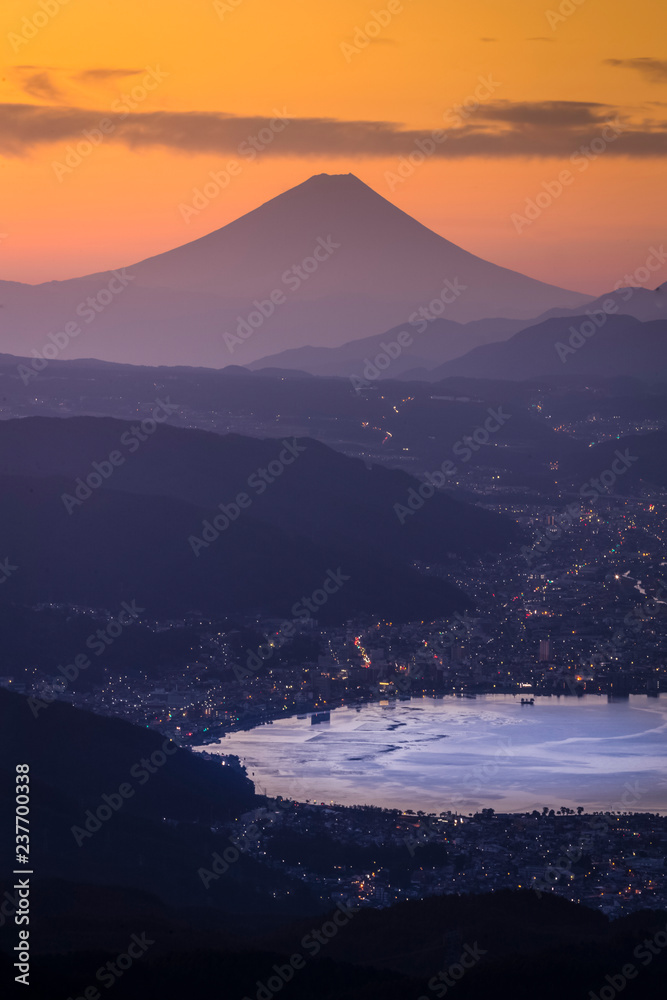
[1, 0, 666, 292]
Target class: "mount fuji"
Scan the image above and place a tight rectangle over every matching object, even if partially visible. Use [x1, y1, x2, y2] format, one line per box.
[0, 173, 592, 369]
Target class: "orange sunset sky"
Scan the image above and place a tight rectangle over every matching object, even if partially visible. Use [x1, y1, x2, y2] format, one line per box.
[1, 0, 666, 292]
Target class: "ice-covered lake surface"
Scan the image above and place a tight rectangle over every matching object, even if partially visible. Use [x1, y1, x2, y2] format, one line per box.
[196, 694, 667, 814]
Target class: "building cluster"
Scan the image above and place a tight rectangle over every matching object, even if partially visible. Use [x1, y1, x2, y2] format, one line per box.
[3, 488, 665, 744]
[223, 799, 667, 916]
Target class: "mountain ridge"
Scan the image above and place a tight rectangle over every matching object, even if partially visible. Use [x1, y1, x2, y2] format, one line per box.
[416, 315, 667, 382]
[0, 416, 524, 621]
[0, 173, 591, 368]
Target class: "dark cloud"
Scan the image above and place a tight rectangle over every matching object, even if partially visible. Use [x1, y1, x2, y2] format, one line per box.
[480, 37, 496, 42]
[526, 37, 554, 42]
[16, 71, 64, 103]
[12, 65, 143, 100]
[478, 100, 613, 126]
[76, 68, 142, 85]
[0, 101, 665, 159]
[604, 58, 667, 83]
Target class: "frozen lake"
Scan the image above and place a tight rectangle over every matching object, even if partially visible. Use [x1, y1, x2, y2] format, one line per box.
[197, 694, 667, 814]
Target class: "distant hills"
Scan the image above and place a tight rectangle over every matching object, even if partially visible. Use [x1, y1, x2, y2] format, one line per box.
[0, 174, 590, 368]
[246, 282, 667, 380]
[0, 416, 523, 621]
[1, 351, 660, 499]
[419, 316, 667, 382]
[539, 281, 667, 324]
[560, 431, 667, 490]
[3, 347, 646, 486]
[246, 316, 528, 378]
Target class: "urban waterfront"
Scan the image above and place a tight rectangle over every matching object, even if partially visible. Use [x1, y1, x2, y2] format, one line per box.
[201, 694, 667, 815]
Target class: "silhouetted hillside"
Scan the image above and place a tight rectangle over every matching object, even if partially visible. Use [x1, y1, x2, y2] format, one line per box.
[0, 689, 316, 920]
[560, 431, 667, 490]
[430, 316, 667, 381]
[0, 417, 524, 620]
[0, 473, 471, 621]
[247, 315, 527, 376]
